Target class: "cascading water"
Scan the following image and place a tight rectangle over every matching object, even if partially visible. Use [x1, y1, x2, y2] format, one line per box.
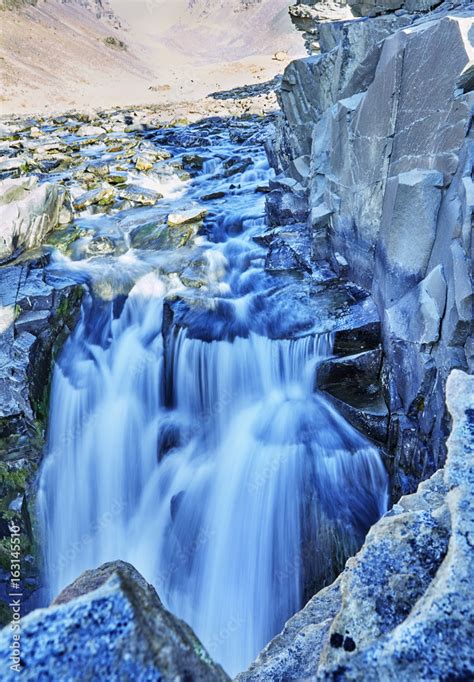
[37, 117, 388, 676]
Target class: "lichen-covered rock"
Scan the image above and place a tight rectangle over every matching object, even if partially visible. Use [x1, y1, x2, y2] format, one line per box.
[317, 370, 474, 680]
[236, 579, 342, 681]
[0, 177, 65, 261]
[73, 186, 116, 211]
[240, 370, 474, 681]
[0, 560, 229, 681]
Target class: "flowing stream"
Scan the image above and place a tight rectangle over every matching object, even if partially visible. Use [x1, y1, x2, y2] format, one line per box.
[37, 115, 388, 676]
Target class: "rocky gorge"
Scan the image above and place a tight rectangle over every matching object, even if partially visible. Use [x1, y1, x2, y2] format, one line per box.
[0, 0, 473, 679]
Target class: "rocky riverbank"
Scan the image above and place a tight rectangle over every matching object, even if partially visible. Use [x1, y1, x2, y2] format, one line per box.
[235, 0, 473, 677]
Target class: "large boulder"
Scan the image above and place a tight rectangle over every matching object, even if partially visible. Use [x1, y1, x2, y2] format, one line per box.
[0, 561, 229, 681]
[239, 370, 474, 681]
[0, 177, 65, 262]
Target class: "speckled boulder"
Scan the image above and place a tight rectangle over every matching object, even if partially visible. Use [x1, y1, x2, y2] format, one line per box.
[0, 560, 229, 681]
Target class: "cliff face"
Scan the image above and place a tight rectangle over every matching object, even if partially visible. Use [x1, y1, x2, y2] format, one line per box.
[270, 0, 473, 497]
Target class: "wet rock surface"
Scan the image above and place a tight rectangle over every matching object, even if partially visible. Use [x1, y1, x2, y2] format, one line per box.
[317, 348, 389, 443]
[0, 560, 229, 681]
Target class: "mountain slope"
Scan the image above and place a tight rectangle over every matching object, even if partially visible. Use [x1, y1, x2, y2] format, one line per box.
[0, 0, 302, 115]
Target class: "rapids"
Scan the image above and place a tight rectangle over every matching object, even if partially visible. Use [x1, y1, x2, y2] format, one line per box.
[37, 115, 388, 675]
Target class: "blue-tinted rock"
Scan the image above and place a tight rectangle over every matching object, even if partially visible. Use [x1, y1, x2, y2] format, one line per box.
[0, 561, 229, 681]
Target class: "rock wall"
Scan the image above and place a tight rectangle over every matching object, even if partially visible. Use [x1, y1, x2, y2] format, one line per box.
[0, 176, 84, 622]
[270, 0, 473, 497]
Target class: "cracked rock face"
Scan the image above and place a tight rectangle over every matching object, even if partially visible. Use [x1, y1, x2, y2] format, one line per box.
[238, 369, 474, 680]
[0, 258, 83, 616]
[272, 1, 473, 497]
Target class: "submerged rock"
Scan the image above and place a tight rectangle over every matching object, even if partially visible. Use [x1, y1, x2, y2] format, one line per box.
[0, 561, 229, 681]
[168, 207, 208, 226]
[119, 184, 162, 206]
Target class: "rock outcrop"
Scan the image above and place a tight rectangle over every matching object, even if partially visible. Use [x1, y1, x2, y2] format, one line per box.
[0, 171, 85, 620]
[271, 0, 473, 497]
[289, 0, 353, 53]
[238, 369, 474, 680]
[0, 560, 229, 680]
[0, 177, 66, 262]
[0, 257, 83, 619]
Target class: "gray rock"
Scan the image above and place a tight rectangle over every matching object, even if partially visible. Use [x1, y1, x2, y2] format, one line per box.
[76, 124, 106, 137]
[0, 560, 229, 681]
[270, 6, 473, 496]
[385, 264, 447, 344]
[0, 177, 65, 261]
[119, 184, 162, 206]
[266, 185, 308, 226]
[14, 309, 50, 335]
[375, 170, 444, 304]
[0, 262, 83, 440]
[348, 0, 442, 18]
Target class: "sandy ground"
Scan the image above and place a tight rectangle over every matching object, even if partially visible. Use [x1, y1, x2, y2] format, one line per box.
[0, 0, 304, 117]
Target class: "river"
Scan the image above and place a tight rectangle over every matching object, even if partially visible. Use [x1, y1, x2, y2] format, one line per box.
[36, 114, 387, 676]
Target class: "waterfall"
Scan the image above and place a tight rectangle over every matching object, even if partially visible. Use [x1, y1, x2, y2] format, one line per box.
[37, 118, 388, 677]
[38, 298, 387, 675]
